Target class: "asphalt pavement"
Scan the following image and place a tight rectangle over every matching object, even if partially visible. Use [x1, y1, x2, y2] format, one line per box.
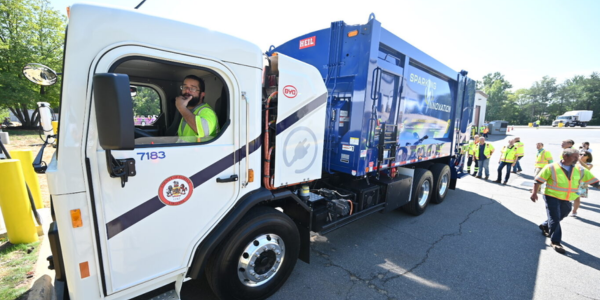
[175, 127, 600, 299]
[34, 127, 600, 300]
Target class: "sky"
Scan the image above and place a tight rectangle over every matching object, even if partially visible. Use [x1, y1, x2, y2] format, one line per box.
[47, 0, 600, 91]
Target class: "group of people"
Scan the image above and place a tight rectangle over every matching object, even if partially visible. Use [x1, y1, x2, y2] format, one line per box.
[462, 135, 523, 182]
[461, 136, 598, 254]
[470, 123, 490, 138]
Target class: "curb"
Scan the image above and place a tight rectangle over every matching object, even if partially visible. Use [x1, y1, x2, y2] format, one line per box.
[27, 208, 56, 300]
[27, 275, 56, 300]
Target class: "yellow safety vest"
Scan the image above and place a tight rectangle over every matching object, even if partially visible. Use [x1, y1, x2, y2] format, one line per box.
[535, 162, 599, 201]
[468, 141, 479, 155]
[178, 103, 219, 143]
[514, 141, 524, 157]
[535, 149, 553, 168]
[500, 146, 517, 163]
[474, 143, 494, 160]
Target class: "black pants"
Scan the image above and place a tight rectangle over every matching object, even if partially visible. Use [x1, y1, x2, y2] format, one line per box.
[497, 162, 512, 182]
[466, 156, 478, 173]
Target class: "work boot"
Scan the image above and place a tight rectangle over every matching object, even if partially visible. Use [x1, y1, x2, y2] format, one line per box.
[538, 224, 549, 237]
[551, 243, 566, 254]
[495, 179, 501, 183]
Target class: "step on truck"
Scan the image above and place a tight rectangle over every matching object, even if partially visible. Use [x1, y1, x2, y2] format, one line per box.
[23, 4, 476, 300]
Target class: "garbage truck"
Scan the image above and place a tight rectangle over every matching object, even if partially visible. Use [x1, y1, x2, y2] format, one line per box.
[552, 110, 593, 127]
[23, 4, 476, 300]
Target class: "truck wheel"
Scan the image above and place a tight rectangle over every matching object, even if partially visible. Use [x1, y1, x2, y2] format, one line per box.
[206, 206, 300, 300]
[402, 168, 433, 216]
[429, 164, 450, 204]
[581, 123, 587, 128]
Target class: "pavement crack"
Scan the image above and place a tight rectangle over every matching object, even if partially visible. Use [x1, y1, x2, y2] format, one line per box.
[383, 199, 496, 283]
[311, 247, 391, 297]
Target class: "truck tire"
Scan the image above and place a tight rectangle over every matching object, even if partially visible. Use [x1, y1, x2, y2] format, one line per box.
[581, 123, 587, 128]
[206, 206, 300, 300]
[402, 168, 433, 216]
[429, 163, 450, 204]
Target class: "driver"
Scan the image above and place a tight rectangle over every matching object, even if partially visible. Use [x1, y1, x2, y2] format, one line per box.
[176, 75, 219, 142]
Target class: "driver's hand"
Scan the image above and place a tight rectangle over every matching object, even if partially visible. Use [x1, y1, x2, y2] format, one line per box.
[175, 95, 192, 110]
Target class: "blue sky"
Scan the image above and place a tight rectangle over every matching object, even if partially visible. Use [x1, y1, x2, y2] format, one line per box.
[48, 0, 600, 90]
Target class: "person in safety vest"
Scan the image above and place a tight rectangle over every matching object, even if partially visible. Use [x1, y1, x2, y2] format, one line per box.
[495, 139, 517, 185]
[535, 120, 540, 129]
[530, 142, 554, 193]
[176, 75, 219, 143]
[531, 148, 599, 254]
[571, 150, 593, 217]
[479, 125, 485, 135]
[466, 135, 480, 175]
[559, 139, 575, 160]
[511, 137, 524, 173]
[475, 137, 494, 180]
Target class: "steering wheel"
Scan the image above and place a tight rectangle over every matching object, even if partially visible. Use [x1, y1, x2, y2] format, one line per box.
[135, 127, 154, 138]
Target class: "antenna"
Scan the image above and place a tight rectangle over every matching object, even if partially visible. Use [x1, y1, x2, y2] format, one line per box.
[135, 0, 146, 9]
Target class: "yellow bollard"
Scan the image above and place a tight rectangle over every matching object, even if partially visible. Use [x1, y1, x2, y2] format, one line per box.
[0, 160, 39, 244]
[528, 123, 533, 127]
[558, 123, 564, 128]
[9, 150, 43, 209]
[52, 121, 58, 135]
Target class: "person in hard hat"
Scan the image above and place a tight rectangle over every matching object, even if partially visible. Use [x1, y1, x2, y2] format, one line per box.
[531, 148, 599, 254]
[466, 135, 480, 175]
[496, 139, 517, 185]
[531, 142, 553, 194]
[475, 137, 494, 180]
[571, 151, 593, 217]
[511, 137, 524, 174]
[176, 75, 219, 143]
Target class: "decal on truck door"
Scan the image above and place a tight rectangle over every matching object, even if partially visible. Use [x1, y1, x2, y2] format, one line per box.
[158, 175, 194, 206]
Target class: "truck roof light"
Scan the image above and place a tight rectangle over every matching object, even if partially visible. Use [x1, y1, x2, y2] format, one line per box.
[347, 30, 359, 37]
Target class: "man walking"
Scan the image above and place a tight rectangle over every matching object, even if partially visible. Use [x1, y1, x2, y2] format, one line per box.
[512, 137, 524, 173]
[559, 139, 575, 160]
[496, 139, 516, 185]
[466, 135, 479, 175]
[531, 148, 599, 254]
[475, 137, 494, 180]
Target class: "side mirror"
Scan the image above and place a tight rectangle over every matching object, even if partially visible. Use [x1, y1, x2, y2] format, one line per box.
[130, 86, 138, 97]
[93, 73, 134, 150]
[22, 63, 58, 86]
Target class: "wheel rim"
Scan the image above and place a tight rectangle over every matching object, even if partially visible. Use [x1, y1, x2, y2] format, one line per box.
[418, 180, 431, 207]
[439, 173, 449, 197]
[237, 234, 285, 287]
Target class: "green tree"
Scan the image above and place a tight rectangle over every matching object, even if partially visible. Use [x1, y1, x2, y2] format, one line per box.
[527, 76, 557, 121]
[481, 72, 512, 121]
[0, 0, 65, 128]
[132, 86, 160, 116]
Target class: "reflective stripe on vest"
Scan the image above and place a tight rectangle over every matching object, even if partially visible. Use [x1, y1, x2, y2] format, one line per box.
[544, 163, 584, 201]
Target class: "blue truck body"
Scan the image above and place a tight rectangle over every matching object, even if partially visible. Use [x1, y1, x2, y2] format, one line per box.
[268, 15, 476, 177]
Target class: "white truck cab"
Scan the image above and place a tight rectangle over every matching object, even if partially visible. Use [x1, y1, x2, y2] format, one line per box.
[39, 3, 326, 300]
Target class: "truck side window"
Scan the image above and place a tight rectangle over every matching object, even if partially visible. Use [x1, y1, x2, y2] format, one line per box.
[109, 57, 229, 146]
[132, 85, 160, 127]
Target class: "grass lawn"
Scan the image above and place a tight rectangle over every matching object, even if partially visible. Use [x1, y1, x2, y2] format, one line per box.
[0, 237, 41, 300]
[2, 129, 55, 208]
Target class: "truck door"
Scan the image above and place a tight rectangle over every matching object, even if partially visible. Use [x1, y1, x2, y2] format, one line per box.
[85, 46, 240, 294]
